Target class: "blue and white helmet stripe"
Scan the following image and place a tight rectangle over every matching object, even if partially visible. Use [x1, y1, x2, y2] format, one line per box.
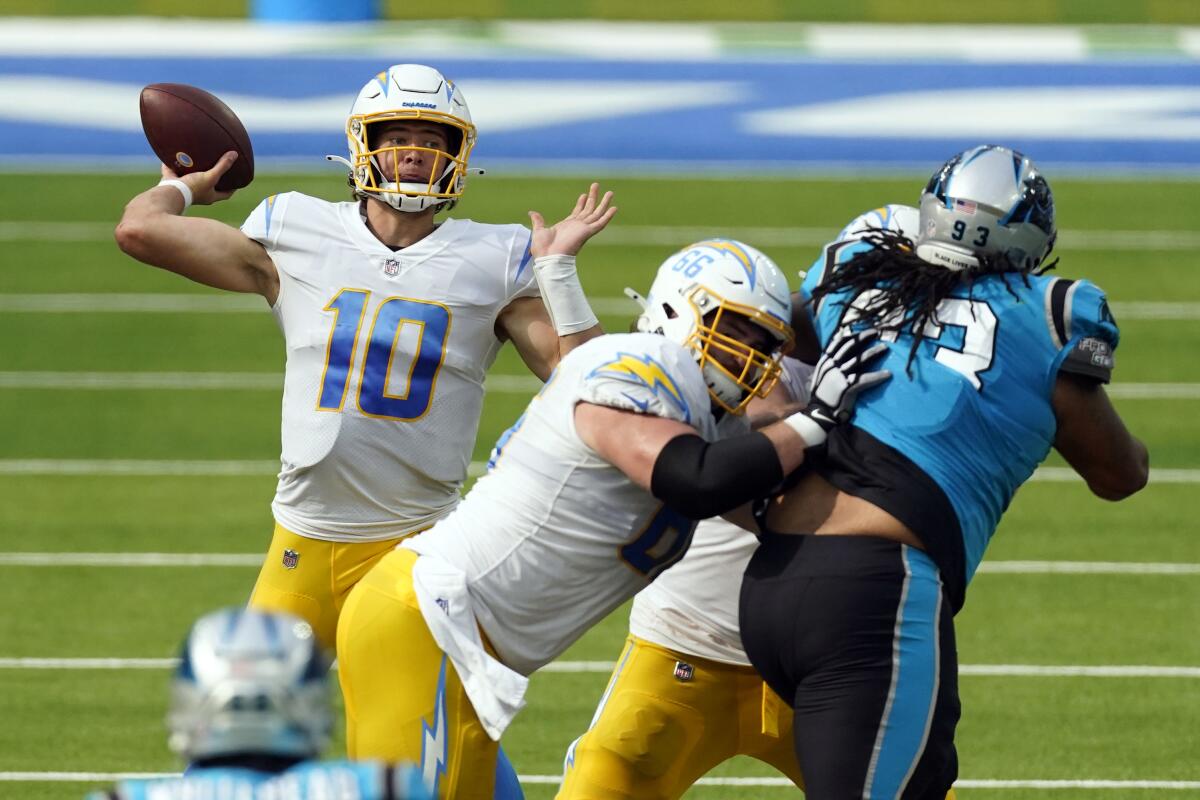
[167, 607, 332, 762]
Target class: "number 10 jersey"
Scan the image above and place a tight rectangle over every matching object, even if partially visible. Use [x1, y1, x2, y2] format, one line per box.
[241, 192, 539, 543]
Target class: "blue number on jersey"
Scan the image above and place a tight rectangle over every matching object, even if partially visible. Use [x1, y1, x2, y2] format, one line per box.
[318, 290, 452, 421]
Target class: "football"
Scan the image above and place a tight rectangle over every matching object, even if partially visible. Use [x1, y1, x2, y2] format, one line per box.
[139, 83, 255, 192]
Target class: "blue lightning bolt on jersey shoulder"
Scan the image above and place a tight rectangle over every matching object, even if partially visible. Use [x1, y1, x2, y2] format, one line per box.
[587, 352, 691, 424]
[420, 655, 450, 797]
[262, 195, 278, 240]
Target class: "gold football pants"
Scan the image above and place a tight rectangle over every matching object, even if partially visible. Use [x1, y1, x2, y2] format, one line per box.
[247, 522, 406, 650]
[337, 547, 499, 799]
[557, 635, 804, 799]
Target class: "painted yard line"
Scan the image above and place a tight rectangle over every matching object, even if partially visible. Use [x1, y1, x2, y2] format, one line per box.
[977, 561, 1200, 575]
[1, 773, 1195, 790]
[2, 552, 1197, 575]
[0, 460, 279, 476]
[0, 553, 262, 567]
[2, 222, 1199, 251]
[0, 372, 539, 394]
[2, 460, 1197, 484]
[1, 294, 1198, 322]
[1, 658, 1197, 678]
[1, 371, 1194, 399]
[1036, 466, 1200, 484]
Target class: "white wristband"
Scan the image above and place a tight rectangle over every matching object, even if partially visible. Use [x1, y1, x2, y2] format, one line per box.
[156, 178, 193, 213]
[532, 254, 599, 336]
[781, 411, 828, 449]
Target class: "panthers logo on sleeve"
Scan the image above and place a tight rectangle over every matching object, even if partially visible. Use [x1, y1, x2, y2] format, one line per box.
[585, 352, 692, 424]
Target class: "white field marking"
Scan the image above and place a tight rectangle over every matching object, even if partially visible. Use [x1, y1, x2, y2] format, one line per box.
[3, 221, 1200, 251]
[0, 371, 1193, 399]
[1, 658, 1197, 678]
[0, 553, 261, 567]
[2, 772, 1194, 790]
[0, 371, 543, 394]
[1036, 466, 1200, 484]
[1, 293, 1198, 322]
[2, 460, 1197, 484]
[2, 553, 1197, 575]
[0, 460, 279, 476]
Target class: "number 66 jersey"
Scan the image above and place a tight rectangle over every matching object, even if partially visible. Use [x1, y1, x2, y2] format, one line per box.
[803, 204, 1120, 612]
[241, 192, 539, 543]
[405, 332, 741, 676]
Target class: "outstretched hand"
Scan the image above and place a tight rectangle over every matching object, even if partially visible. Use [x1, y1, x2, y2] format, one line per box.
[807, 328, 892, 428]
[161, 150, 239, 206]
[529, 183, 617, 258]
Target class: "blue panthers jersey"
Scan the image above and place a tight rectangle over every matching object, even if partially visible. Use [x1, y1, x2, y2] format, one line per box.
[803, 232, 1118, 596]
[86, 760, 431, 800]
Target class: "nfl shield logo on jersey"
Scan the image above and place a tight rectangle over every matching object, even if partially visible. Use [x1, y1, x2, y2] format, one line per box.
[382, 258, 401, 276]
[673, 661, 694, 682]
[282, 549, 300, 570]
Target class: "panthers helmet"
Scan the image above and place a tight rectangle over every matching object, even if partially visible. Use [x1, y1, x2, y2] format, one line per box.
[166, 608, 332, 762]
[635, 239, 793, 415]
[345, 64, 476, 213]
[917, 145, 1056, 272]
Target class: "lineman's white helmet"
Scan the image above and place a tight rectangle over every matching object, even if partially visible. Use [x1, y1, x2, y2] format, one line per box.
[917, 144, 1056, 272]
[634, 239, 793, 415]
[167, 608, 332, 762]
[344, 64, 476, 213]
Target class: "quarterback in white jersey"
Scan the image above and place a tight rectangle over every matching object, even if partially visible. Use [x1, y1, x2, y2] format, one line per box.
[336, 239, 892, 798]
[115, 64, 615, 657]
[115, 63, 613, 800]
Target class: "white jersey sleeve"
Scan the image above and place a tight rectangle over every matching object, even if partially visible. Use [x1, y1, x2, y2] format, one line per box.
[239, 193, 539, 542]
[406, 332, 721, 675]
[629, 355, 812, 665]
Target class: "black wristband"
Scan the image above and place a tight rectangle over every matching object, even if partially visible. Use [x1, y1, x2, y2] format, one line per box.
[650, 432, 785, 520]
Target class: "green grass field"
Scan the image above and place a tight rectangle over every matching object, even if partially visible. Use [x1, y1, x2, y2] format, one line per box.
[0, 169, 1197, 800]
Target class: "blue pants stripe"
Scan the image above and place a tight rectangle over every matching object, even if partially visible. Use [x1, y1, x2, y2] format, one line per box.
[864, 546, 943, 799]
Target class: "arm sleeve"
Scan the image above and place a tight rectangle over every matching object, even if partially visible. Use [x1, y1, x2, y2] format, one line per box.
[1047, 278, 1119, 384]
[649, 432, 785, 520]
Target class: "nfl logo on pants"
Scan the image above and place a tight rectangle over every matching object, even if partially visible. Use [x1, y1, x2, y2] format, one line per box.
[282, 549, 299, 570]
[673, 661, 694, 682]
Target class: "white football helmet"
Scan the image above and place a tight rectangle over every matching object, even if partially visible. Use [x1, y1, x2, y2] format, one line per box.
[342, 64, 476, 213]
[167, 608, 332, 762]
[634, 239, 793, 415]
[917, 144, 1056, 272]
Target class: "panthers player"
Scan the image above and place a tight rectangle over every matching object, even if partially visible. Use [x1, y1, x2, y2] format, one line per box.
[739, 146, 1149, 799]
[87, 607, 431, 800]
[335, 240, 890, 798]
[556, 207, 969, 800]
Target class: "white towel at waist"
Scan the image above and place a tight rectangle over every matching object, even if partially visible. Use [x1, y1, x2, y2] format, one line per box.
[405, 547, 529, 740]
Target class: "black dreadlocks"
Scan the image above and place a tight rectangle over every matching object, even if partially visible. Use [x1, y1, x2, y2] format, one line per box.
[808, 227, 1058, 375]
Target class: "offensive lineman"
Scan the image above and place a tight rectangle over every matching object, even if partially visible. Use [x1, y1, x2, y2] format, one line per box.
[739, 146, 1149, 798]
[556, 207, 967, 800]
[335, 240, 891, 798]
